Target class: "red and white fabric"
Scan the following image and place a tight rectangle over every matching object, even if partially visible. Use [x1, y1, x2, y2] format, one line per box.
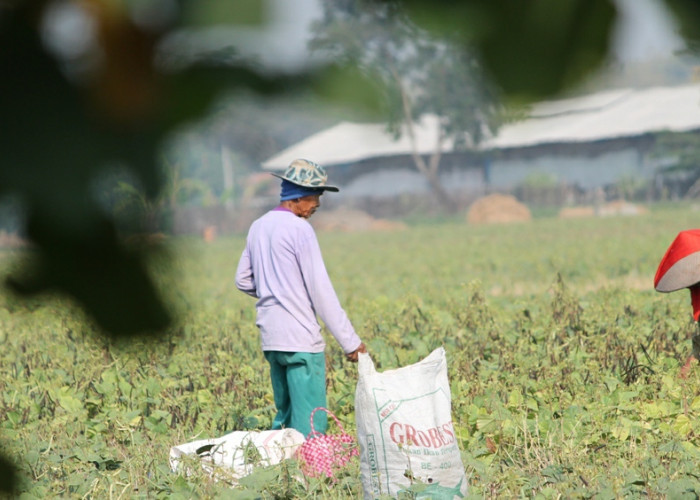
[654, 229, 700, 320]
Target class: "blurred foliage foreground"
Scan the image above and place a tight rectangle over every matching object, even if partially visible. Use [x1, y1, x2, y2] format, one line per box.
[1, 207, 700, 497]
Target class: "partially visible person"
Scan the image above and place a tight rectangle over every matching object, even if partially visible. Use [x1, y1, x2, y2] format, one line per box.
[680, 284, 700, 378]
[654, 230, 700, 378]
[235, 158, 366, 437]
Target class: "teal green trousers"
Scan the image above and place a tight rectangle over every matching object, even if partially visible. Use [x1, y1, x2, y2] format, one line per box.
[264, 351, 327, 437]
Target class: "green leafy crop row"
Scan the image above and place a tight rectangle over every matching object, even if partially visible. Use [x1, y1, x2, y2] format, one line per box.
[1, 205, 699, 498]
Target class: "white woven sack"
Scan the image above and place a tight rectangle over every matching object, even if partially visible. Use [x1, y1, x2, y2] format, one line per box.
[355, 347, 467, 499]
[169, 428, 305, 483]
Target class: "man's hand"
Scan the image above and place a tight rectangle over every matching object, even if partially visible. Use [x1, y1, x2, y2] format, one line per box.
[346, 342, 367, 362]
[680, 355, 698, 379]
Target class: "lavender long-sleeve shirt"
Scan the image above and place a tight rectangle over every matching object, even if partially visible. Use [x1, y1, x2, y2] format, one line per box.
[235, 208, 361, 354]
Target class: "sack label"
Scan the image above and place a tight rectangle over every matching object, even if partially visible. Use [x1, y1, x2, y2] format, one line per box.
[388, 421, 456, 449]
[366, 433, 381, 496]
[372, 387, 464, 490]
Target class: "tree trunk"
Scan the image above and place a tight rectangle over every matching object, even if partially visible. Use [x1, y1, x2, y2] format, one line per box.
[391, 66, 458, 213]
[424, 167, 457, 212]
[406, 135, 457, 212]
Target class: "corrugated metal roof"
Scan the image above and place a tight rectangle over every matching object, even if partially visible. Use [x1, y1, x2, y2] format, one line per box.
[262, 84, 700, 170]
[261, 115, 451, 170]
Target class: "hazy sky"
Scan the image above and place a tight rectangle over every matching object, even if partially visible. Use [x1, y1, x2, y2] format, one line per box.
[611, 0, 685, 62]
[240, 0, 688, 70]
[161, 0, 324, 72]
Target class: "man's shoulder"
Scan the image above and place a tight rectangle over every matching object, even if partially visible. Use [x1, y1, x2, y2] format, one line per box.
[255, 210, 314, 234]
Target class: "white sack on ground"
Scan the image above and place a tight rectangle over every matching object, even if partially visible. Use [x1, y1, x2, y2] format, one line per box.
[355, 347, 468, 499]
[169, 428, 305, 482]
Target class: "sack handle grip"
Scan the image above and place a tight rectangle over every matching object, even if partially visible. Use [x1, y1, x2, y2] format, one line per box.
[308, 407, 347, 438]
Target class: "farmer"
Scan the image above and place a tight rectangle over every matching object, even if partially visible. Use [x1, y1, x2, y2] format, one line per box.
[654, 229, 700, 377]
[235, 158, 366, 437]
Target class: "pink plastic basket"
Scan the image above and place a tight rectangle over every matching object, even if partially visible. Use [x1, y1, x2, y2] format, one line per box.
[297, 407, 359, 478]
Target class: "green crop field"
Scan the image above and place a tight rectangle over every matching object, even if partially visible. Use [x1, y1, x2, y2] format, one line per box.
[2, 204, 700, 498]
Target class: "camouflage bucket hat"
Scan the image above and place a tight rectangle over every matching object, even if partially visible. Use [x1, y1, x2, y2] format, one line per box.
[271, 159, 339, 192]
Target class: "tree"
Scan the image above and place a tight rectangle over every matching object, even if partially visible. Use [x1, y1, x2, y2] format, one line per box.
[107, 158, 213, 234]
[310, 1, 498, 211]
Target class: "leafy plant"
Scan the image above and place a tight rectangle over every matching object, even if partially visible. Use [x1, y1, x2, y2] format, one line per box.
[2, 206, 700, 497]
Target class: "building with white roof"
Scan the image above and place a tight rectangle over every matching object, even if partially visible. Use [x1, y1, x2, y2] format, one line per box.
[261, 83, 700, 204]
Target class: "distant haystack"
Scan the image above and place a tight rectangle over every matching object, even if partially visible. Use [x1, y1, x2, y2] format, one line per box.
[311, 208, 407, 232]
[467, 194, 531, 225]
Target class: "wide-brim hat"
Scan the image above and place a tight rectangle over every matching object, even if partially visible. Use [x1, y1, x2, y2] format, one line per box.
[654, 229, 700, 321]
[654, 229, 700, 292]
[270, 158, 339, 192]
